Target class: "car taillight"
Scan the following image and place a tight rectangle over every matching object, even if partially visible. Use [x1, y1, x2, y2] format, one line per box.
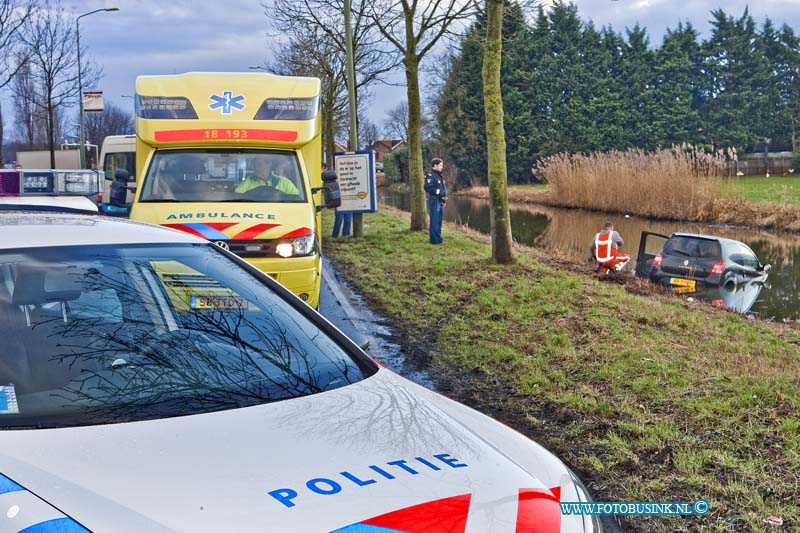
[653, 253, 663, 267]
[711, 261, 724, 275]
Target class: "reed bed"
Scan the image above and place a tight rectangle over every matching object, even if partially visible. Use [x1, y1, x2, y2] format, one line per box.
[460, 146, 800, 232]
[538, 145, 724, 219]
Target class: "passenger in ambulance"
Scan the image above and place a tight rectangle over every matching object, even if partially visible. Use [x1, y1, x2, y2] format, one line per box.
[162, 155, 205, 199]
[236, 157, 299, 196]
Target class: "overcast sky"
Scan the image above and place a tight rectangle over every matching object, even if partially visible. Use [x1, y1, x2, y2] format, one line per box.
[6, 0, 800, 142]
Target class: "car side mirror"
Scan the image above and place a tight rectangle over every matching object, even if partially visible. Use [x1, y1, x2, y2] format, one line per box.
[762, 264, 771, 272]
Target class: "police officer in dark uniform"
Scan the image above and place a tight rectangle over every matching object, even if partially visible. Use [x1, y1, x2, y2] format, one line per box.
[423, 158, 447, 244]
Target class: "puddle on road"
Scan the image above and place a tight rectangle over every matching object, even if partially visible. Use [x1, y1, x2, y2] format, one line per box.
[325, 267, 437, 390]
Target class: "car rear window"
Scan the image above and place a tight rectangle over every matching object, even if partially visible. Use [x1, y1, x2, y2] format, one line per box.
[727, 243, 760, 268]
[663, 236, 721, 259]
[0, 243, 374, 429]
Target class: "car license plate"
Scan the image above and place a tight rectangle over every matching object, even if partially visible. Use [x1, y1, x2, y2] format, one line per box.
[669, 277, 696, 289]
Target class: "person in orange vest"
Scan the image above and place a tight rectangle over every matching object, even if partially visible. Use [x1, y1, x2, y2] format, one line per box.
[590, 222, 630, 273]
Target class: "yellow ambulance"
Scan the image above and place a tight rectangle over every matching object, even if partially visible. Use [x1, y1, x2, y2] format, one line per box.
[129, 72, 340, 308]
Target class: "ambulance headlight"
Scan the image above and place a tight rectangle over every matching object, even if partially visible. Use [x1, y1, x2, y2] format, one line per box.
[292, 234, 315, 256]
[275, 234, 315, 258]
[276, 243, 294, 258]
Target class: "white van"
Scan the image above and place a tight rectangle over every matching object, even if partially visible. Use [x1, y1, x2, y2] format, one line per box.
[99, 135, 136, 210]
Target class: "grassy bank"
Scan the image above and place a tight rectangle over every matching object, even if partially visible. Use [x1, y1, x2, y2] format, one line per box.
[323, 209, 800, 533]
[723, 176, 800, 205]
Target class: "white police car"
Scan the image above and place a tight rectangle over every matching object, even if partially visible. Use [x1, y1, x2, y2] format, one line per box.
[0, 209, 601, 532]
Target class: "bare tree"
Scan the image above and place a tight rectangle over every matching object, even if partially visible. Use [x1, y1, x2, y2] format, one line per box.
[17, 1, 100, 168]
[364, 0, 478, 231]
[268, 0, 397, 99]
[483, 0, 513, 263]
[12, 59, 46, 147]
[359, 116, 380, 149]
[266, 0, 399, 163]
[267, 25, 349, 165]
[0, 0, 35, 163]
[82, 102, 133, 148]
[383, 100, 409, 142]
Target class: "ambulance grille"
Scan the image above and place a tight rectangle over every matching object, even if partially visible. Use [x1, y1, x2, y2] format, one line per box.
[223, 240, 276, 258]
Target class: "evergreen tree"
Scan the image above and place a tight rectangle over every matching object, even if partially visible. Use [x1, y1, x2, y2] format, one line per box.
[620, 25, 656, 148]
[703, 8, 772, 151]
[546, 2, 594, 152]
[760, 19, 799, 150]
[435, 2, 800, 183]
[652, 22, 704, 146]
[436, 1, 530, 185]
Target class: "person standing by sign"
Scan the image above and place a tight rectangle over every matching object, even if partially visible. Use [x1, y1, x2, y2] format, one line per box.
[424, 158, 447, 244]
[328, 162, 352, 238]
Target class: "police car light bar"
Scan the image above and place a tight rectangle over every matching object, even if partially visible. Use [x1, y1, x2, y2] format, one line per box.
[0, 170, 103, 197]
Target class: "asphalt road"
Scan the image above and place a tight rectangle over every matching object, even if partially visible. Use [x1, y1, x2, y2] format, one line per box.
[318, 257, 372, 352]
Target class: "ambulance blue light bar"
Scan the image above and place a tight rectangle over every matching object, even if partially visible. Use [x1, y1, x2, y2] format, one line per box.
[135, 95, 198, 119]
[253, 97, 319, 120]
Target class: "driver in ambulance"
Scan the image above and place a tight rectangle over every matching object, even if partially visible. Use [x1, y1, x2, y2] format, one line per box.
[236, 158, 299, 196]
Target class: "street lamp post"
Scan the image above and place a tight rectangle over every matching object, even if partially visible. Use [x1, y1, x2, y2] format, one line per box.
[77, 7, 118, 169]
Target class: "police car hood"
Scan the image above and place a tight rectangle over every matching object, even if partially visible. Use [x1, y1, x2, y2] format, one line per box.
[0, 370, 592, 532]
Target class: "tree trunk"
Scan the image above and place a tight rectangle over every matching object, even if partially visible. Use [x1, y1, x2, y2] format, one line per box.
[405, 50, 427, 231]
[322, 87, 336, 166]
[483, 0, 514, 263]
[47, 101, 55, 169]
[0, 103, 4, 166]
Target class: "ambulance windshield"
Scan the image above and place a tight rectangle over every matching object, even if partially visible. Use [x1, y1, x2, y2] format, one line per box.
[140, 149, 306, 203]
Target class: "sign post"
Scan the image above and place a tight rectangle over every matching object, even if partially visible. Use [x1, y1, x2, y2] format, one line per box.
[333, 150, 377, 214]
[82, 91, 105, 112]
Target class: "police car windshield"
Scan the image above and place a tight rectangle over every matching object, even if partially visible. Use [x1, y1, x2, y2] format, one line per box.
[0, 243, 373, 429]
[139, 149, 307, 203]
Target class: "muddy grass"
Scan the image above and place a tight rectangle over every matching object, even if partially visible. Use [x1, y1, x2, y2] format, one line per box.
[322, 207, 800, 533]
[460, 186, 800, 234]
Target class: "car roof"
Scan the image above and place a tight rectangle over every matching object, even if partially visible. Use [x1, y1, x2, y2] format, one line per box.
[0, 212, 204, 250]
[670, 232, 746, 247]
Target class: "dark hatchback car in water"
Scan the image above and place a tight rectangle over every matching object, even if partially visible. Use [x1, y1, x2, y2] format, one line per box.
[635, 232, 771, 290]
